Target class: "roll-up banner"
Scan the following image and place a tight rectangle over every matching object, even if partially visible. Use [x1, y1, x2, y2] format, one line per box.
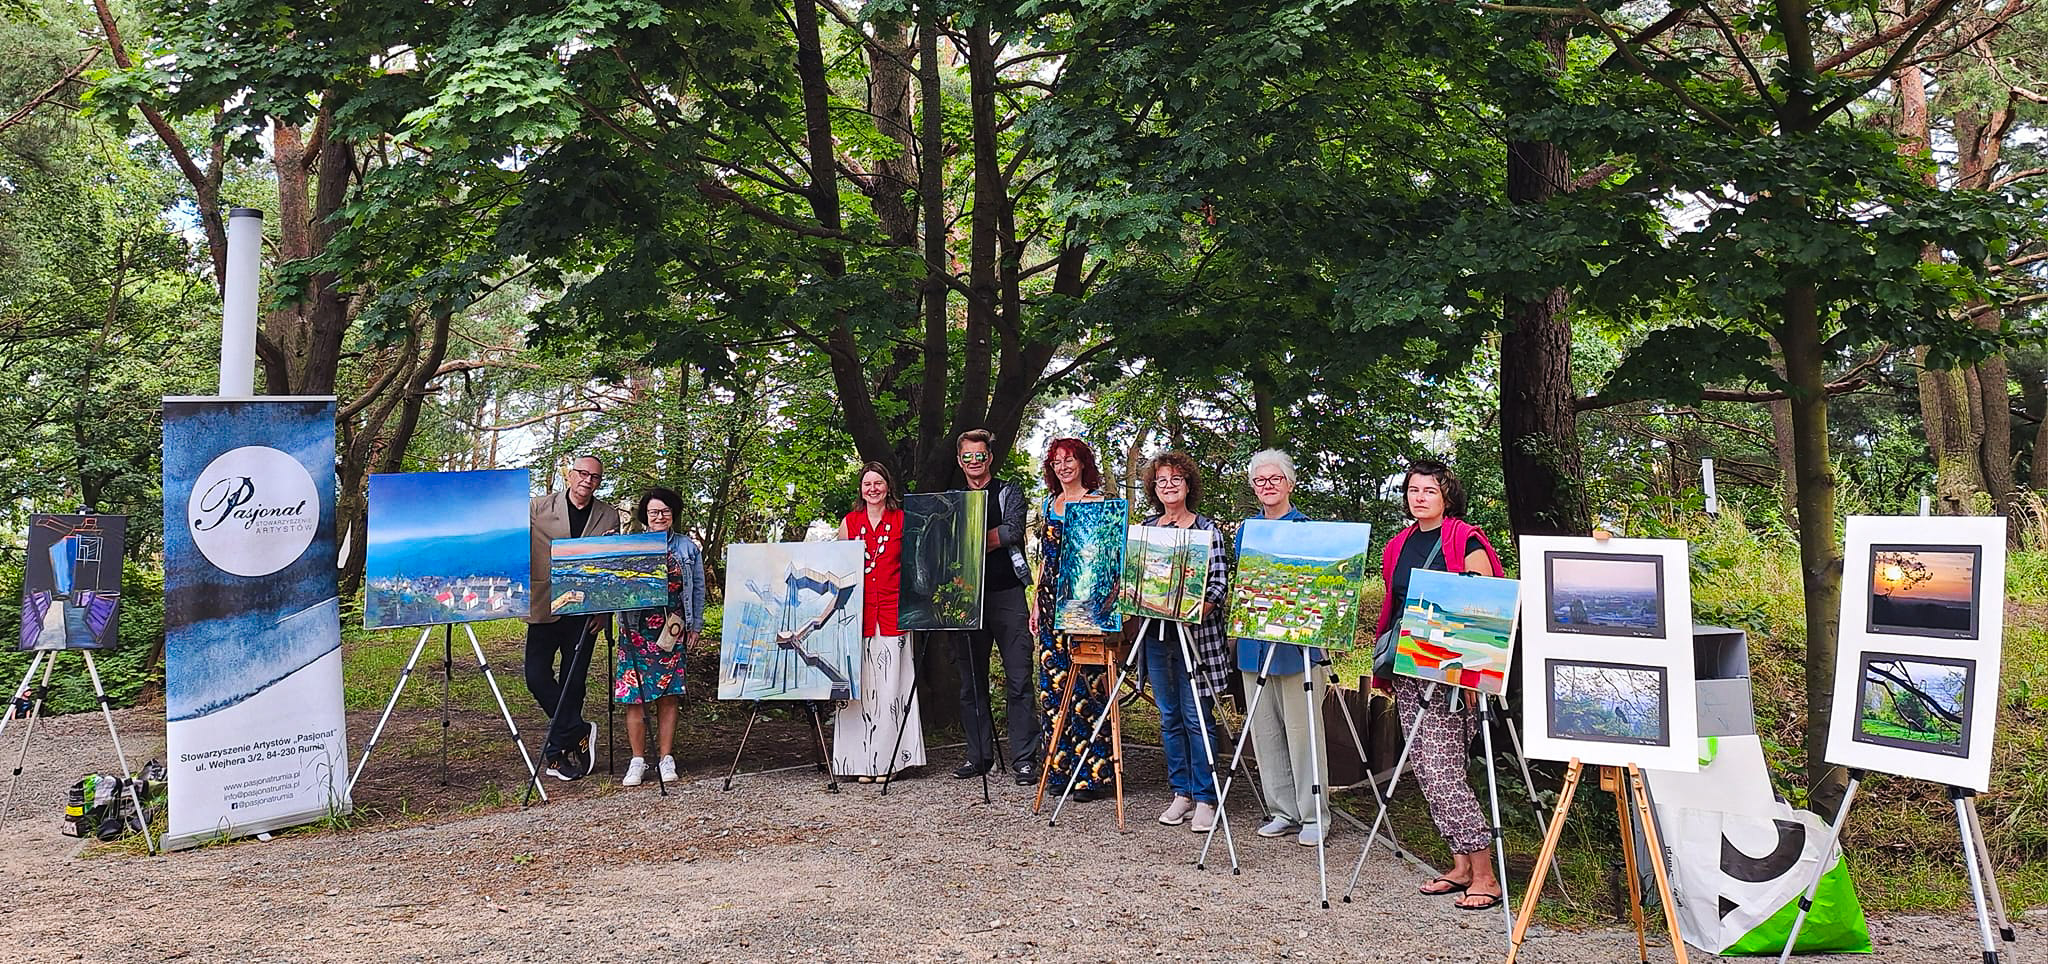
[162, 397, 350, 850]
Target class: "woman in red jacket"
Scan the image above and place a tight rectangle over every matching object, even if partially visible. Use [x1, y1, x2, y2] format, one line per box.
[1373, 458, 1505, 911]
[832, 462, 924, 782]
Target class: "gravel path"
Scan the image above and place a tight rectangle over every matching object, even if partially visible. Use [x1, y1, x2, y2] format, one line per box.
[0, 707, 2037, 963]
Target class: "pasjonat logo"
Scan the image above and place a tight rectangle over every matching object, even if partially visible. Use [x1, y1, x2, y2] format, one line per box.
[189, 445, 318, 577]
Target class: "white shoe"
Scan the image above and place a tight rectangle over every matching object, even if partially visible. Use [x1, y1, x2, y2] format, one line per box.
[1158, 795, 1194, 826]
[1256, 817, 1301, 838]
[1297, 823, 1326, 847]
[622, 757, 648, 787]
[1189, 802, 1218, 833]
[658, 756, 678, 783]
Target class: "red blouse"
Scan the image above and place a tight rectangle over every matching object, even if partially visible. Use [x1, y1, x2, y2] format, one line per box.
[845, 508, 902, 637]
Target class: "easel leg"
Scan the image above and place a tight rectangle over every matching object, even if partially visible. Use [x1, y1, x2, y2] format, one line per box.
[810, 701, 840, 793]
[83, 651, 156, 855]
[0, 652, 54, 822]
[463, 624, 547, 804]
[1343, 682, 1432, 901]
[1199, 642, 1278, 870]
[1032, 662, 1080, 814]
[605, 620, 616, 776]
[1775, 770, 1863, 963]
[1497, 693, 1568, 896]
[1964, 796, 2017, 944]
[1177, 622, 1239, 874]
[350, 626, 435, 795]
[1301, 658, 1330, 908]
[879, 633, 922, 798]
[1608, 766, 1649, 962]
[721, 701, 763, 792]
[1477, 696, 1514, 945]
[441, 624, 453, 786]
[1629, 766, 1690, 964]
[1048, 641, 1144, 826]
[1507, 758, 1583, 964]
[1108, 655, 1126, 830]
[1952, 786, 2002, 964]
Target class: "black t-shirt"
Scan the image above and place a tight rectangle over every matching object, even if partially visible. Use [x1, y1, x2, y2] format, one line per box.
[981, 478, 1023, 592]
[567, 498, 594, 539]
[1388, 527, 1469, 609]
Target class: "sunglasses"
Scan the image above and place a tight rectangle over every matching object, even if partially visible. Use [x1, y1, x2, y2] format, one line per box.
[959, 452, 991, 464]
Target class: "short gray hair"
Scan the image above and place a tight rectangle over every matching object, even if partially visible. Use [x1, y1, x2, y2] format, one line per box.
[1246, 449, 1297, 485]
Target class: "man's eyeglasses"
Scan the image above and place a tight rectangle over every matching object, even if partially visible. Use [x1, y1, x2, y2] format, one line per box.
[959, 452, 991, 464]
[1251, 475, 1288, 488]
[571, 468, 603, 481]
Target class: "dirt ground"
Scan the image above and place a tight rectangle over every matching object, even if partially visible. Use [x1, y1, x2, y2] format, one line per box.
[0, 705, 2039, 964]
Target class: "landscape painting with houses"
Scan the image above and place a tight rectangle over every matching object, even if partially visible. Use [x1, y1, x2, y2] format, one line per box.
[1225, 519, 1372, 650]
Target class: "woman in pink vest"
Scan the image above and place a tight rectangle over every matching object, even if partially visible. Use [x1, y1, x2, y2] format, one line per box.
[1372, 458, 1505, 911]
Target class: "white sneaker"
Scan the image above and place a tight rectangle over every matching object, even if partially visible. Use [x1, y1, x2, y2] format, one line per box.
[1158, 795, 1195, 826]
[1256, 817, 1301, 838]
[622, 757, 648, 787]
[1297, 823, 1326, 847]
[658, 755, 678, 783]
[1189, 802, 1218, 833]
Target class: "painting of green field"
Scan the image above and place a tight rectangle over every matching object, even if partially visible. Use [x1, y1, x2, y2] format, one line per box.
[1225, 519, 1372, 650]
[1117, 526, 1212, 623]
[1854, 653, 1971, 758]
[1393, 569, 1519, 696]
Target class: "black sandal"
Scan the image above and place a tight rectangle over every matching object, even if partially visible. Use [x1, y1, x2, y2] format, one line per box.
[1456, 891, 1502, 911]
[1419, 876, 1468, 896]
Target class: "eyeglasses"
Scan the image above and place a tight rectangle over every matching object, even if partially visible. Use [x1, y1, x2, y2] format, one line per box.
[646, 507, 674, 518]
[1251, 475, 1288, 488]
[959, 452, 990, 464]
[1154, 476, 1186, 487]
[571, 468, 603, 481]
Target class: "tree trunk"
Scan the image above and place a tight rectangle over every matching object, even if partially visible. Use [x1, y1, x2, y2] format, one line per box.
[1781, 285, 1848, 817]
[1500, 26, 1590, 538]
[913, 10, 953, 492]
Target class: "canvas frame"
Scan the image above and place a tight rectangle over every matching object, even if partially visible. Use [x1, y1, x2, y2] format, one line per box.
[718, 540, 865, 701]
[1224, 518, 1373, 651]
[1116, 525, 1213, 624]
[1392, 568, 1520, 696]
[364, 469, 533, 629]
[1053, 499, 1128, 635]
[19, 513, 126, 652]
[897, 490, 987, 631]
[547, 532, 669, 616]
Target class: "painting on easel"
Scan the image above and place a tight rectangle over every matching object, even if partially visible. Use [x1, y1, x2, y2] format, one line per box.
[1054, 500, 1128, 634]
[1117, 525, 1212, 624]
[719, 541, 865, 701]
[1393, 569, 1519, 696]
[19, 514, 125, 651]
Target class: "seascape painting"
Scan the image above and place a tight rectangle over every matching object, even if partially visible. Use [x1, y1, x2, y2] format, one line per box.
[1393, 569, 1519, 696]
[548, 532, 668, 616]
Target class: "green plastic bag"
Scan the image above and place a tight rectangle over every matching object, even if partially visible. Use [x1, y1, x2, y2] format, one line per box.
[1721, 858, 1872, 956]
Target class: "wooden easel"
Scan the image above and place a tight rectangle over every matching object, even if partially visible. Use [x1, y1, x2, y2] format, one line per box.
[1032, 631, 1131, 829]
[1506, 759, 1689, 964]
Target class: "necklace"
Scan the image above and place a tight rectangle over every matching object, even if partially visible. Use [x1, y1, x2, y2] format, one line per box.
[858, 516, 892, 574]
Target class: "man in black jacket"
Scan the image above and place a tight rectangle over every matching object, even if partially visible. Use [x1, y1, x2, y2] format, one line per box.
[952, 428, 1041, 783]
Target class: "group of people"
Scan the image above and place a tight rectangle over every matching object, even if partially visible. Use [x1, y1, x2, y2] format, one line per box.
[518, 433, 1507, 911]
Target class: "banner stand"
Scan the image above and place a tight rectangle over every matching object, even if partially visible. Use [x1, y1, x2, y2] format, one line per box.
[349, 623, 548, 804]
[0, 649, 157, 853]
[1775, 771, 2013, 963]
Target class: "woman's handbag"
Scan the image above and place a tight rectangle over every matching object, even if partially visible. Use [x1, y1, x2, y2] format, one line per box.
[656, 612, 688, 652]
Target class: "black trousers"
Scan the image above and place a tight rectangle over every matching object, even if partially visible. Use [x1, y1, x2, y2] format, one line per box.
[955, 584, 1040, 770]
[524, 616, 596, 758]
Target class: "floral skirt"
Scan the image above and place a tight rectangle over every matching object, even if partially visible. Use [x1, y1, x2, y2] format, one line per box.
[616, 612, 687, 704]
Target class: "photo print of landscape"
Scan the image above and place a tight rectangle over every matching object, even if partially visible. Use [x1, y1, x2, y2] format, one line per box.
[897, 490, 986, 631]
[1117, 525, 1213, 624]
[1867, 544, 1982, 639]
[1543, 551, 1666, 638]
[548, 532, 668, 615]
[364, 469, 532, 629]
[1225, 519, 1372, 649]
[1854, 652, 1973, 758]
[1545, 659, 1670, 747]
[1393, 569, 1519, 696]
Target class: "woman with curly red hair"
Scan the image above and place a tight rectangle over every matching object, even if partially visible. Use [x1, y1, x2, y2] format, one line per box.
[1026, 438, 1113, 801]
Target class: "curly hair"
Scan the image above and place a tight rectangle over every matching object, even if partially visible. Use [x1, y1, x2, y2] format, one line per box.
[855, 461, 902, 509]
[1040, 438, 1103, 495]
[1142, 451, 1203, 513]
[1401, 458, 1467, 521]
[635, 487, 686, 533]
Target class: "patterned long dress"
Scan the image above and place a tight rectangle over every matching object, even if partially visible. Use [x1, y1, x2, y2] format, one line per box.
[615, 533, 702, 703]
[1036, 494, 1114, 792]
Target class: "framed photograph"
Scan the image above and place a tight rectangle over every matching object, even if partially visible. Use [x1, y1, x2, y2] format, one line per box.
[1866, 544, 1982, 640]
[1543, 550, 1666, 638]
[1852, 652, 1973, 759]
[1545, 659, 1670, 748]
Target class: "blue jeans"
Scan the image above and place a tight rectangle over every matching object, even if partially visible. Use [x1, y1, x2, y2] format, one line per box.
[1146, 630, 1218, 804]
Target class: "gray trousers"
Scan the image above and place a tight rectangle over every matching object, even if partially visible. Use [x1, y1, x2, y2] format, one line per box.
[956, 584, 1041, 770]
[1244, 663, 1331, 825]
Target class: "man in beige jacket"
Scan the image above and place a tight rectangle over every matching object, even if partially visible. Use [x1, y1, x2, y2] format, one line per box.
[526, 455, 622, 780]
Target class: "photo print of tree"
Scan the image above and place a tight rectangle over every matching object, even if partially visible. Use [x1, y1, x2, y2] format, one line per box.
[1854, 653, 1972, 758]
[1546, 659, 1670, 747]
[1867, 545, 1982, 639]
[897, 490, 986, 631]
